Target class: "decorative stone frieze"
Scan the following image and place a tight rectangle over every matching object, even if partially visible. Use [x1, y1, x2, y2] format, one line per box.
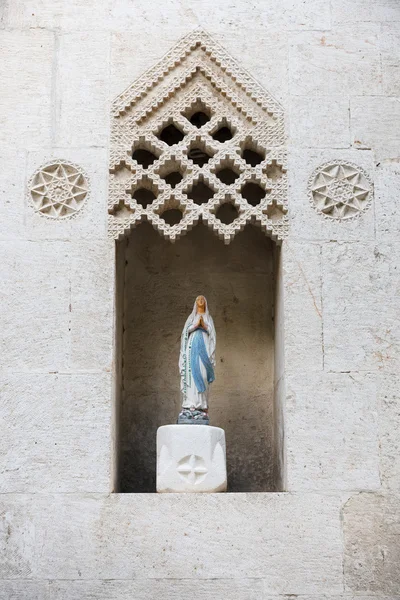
[309, 160, 373, 221]
[28, 160, 89, 219]
[109, 30, 288, 244]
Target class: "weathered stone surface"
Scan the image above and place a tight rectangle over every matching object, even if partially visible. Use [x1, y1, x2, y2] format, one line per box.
[48, 579, 264, 600]
[48, 591, 400, 600]
[289, 25, 381, 97]
[322, 242, 400, 373]
[6, 0, 112, 30]
[0, 150, 26, 241]
[288, 149, 375, 242]
[0, 373, 112, 493]
[218, 31, 289, 104]
[286, 372, 380, 491]
[350, 97, 400, 157]
[110, 31, 184, 99]
[0, 238, 114, 372]
[0, 493, 343, 593]
[378, 373, 400, 490]
[55, 583, 393, 600]
[0, 241, 70, 371]
[289, 96, 350, 148]
[0, 581, 50, 599]
[381, 23, 400, 96]
[0, 2, 5, 27]
[111, 0, 330, 33]
[56, 33, 110, 147]
[332, 0, 400, 23]
[374, 165, 400, 241]
[281, 241, 323, 373]
[0, 30, 53, 150]
[0, 496, 35, 579]
[69, 241, 114, 371]
[373, 142, 400, 164]
[344, 493, 400, 594]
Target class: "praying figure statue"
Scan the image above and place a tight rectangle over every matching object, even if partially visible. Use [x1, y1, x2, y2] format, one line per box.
[178, 295, 216, 424]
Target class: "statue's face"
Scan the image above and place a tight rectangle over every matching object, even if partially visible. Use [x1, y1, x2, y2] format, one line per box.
[196, 295, 206, 309]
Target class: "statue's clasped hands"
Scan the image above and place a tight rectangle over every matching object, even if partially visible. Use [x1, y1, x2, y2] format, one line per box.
[196, 315, 207, 330]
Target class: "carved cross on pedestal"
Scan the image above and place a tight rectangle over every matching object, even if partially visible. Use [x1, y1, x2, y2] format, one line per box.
[177, 454, 208, 484]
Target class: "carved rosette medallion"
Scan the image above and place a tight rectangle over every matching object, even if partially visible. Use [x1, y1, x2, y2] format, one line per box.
[108, 30, 288, 244]
[309, 161, 373, 221]
[28, 160, 89, 219]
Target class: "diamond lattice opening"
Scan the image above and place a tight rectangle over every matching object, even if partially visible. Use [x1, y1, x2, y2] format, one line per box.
[190, 111, 211, 128]
[265, 160, 285, 181]
[216, 167, 240, 185]
[111, 162, 134, 182]
[212, 126, 233, 143]
[163, 171, 183, 188]
[264, 202, 286, 222]
[241, 181, 266, 206]
[160, 208, 183, 225]
[182, 100, 212, 128]
[215, 202, 239, 224]
[187, 178, 215, 205]
[242, 147, 265, 166]
[187, 143, 213, 167]
[132, 188, 157, 208]
[158, 123, 185, 146]
[109, 200, 135, 219]
[132, 148, 158, 168]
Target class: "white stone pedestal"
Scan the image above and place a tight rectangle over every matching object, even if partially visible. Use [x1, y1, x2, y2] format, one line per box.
[156, 425, 227, 493]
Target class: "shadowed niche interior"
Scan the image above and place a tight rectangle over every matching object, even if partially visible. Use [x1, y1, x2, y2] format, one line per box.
[115, 223, 282, 493]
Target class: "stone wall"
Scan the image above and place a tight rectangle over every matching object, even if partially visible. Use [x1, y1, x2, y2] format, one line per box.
[1, 0, 400, 598]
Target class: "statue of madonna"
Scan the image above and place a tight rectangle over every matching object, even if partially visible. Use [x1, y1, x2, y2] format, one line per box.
[178, 295, 216, 424]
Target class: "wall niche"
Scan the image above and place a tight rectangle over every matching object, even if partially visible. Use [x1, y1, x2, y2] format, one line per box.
[114, 223, 283, 493]
[110, 30, 288, 493]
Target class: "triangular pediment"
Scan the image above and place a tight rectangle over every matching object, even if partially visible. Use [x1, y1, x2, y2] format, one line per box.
[112, 29, 284, 121]
[109, 30, 288, 244]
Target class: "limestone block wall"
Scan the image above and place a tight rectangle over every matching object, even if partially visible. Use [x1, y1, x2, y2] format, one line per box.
[1, 0, 400, 598]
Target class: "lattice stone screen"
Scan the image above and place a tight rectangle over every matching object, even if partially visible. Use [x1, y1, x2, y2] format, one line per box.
[108, 30, 288, 244]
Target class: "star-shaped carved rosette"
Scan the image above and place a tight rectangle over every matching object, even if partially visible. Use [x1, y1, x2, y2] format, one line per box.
[29, 161, 88, 219]
[309, 161, 372, 220]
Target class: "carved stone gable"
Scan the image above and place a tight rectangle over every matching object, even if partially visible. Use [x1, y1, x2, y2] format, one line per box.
[108, 30, 288, 244]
